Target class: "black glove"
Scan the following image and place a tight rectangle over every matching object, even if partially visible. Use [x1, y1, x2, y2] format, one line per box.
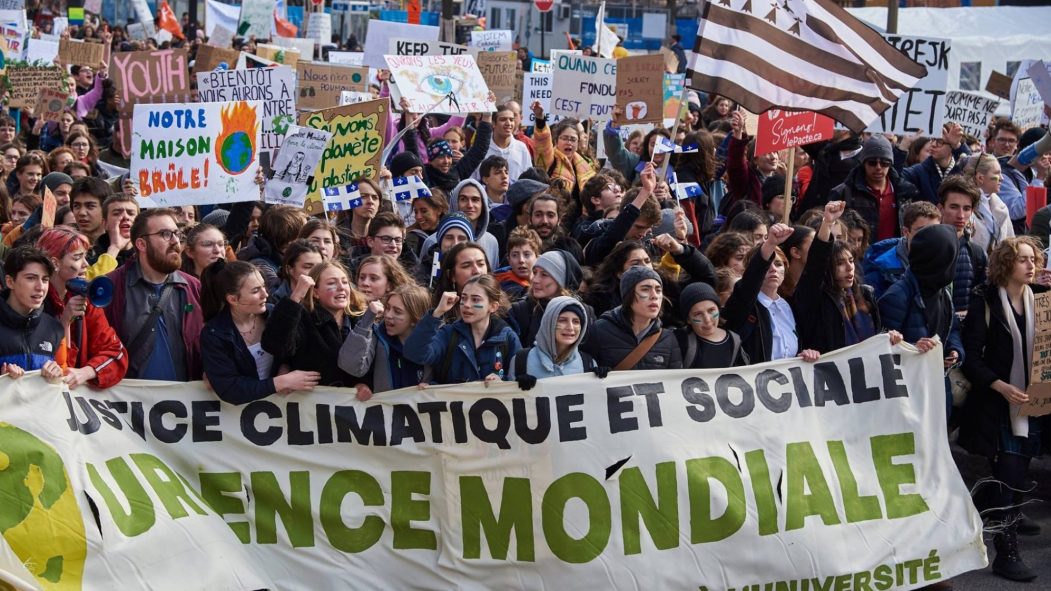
[516, 373, 537, 391]
[593, 366, 611, 379]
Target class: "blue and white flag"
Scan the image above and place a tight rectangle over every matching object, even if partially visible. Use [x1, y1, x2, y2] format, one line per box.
[675, 143, 700, 154]
[674, 182, 705, 201]
[322, 182, 363, 211]
[391, 175, 432, 202]
[653, 136, 677, 155]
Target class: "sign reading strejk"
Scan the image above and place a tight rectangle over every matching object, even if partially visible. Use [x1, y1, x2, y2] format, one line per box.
[867, 35, 950, 136]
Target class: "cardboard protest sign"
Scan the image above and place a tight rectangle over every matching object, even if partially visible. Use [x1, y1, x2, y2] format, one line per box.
[110, 48, 191, 109]
[1012, 79, 1044, 131]
[867, 35, 950, 135]
[2, 64, 66, 108]
[384, 55, 495, 115]
[363, 20, 439, 69]
[389, 37, 472, 58]
[270, 35, 316, 60]
[256, 43, 300, 67]
[0, 337, 987, 589]
[470, 29, 512, 52]
[756, 110, 835, 157]
[475, 51, 517, 104]
[34, 87, 69, 122]
[193, 44, 240, 75]
[614, 54, 664, 126]
[265, 125, 332, 207]
[663, 73, 686, 127]
[296, 61, 369, 111]
[942, 91, 1000, 140]
[197, 66, 297, 175]
[985, 71, 1012, 101]
[328, 51, 364, 66]
[58, 37, 106, 67]
[237, 0, 275, 40]
[131, 101, 263, 207]
[1024, 292, 1051, 417]
[299, 98, 388, 214]
[551, 53, 617, 118]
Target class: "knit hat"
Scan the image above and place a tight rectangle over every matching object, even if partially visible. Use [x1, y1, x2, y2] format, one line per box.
[534, 250, 584, 292]
[859, 135, 893, 163]
[427, 139, 454, 160]
[505, 179, 549, 211]
[42, 171, 74, 193]
[679, 282, 720, 318]
[201, 208, 231, 230]
[435, 212, 475, 245]
[390, 151, 424, 178]
[619, 265, 662, 302]
[761, 174, 795, 207]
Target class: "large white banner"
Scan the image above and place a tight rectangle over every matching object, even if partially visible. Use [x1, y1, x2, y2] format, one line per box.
[0, 337, 985, 590]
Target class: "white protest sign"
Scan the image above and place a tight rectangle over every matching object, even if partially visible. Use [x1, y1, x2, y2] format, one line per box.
[265, 125, 332, 206]
[0, 8, 27, 60]
[522, 72, 562, 128]
[306, 12, 332, 48]
[363, 20, 439, 69]
[237, 0, 275, 40]
[0, 337, 986, 590]
[384, 54, 495, 115]
[388, 37, 473, 57]
[470, 29, 512, 52]
[867, 35, 950, 136]
[340, 90, 374, 105]
[208, 24, 236, 49]
[129, 0, 156, 39]
[197, 66, 297, 176]
[328, 51, 364, 66]
[551, 53, 617, 118]
[131, 101, 263, 207]
[1026, 60, 1051, 109]
[25, 36, 58, 62]
[531, 58, 551, 73]
[942, 91, 1000, 140]
[1012, 78, 1044, 131]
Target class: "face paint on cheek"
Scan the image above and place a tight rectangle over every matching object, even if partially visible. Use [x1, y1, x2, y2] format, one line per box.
[471, 304, 485, 309]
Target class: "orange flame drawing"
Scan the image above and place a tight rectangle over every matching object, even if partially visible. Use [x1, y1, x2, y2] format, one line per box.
[214, 101, 259, 175]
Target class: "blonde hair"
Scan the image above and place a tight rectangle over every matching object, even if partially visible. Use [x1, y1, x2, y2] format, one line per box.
[303, 260, 366, 317]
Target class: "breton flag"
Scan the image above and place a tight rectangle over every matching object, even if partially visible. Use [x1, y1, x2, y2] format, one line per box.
[323, 182, 363, 212]
[392, 175, 432, 202]
[687, 0, 927, 132]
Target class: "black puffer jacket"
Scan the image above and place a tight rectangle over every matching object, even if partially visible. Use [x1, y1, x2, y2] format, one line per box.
[581, 306, 682, 370]
[261, 298, 369, 388]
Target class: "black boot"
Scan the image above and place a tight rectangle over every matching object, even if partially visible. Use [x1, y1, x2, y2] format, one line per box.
[992, 522, 1037, 582]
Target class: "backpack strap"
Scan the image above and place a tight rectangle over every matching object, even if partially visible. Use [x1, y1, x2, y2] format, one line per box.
[684, 332, 698, 368]
[614, 329, 662, 371]
[438, 330, 459, 384]
[514, 347, 531, 378]
[729, 331, 743, 366]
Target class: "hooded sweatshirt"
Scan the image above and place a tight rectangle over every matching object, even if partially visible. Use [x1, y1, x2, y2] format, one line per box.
[420, 178, 500, 266]
[508, 296, 589, 380]
[908, 224, 959, 340]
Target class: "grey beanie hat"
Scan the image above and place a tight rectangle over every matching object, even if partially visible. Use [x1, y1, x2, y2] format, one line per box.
[201, 208, 230, 230]
[534, 250, 583, 292]
[42, 171, 74, 193]
[859, 135, 893, 163]
[619, 265, 662, 302]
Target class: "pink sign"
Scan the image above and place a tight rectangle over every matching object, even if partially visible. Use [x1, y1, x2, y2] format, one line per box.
[755, 110, 835, 157]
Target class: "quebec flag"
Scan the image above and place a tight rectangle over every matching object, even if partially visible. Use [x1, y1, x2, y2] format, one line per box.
[392, 175, 432, 202]
[322, 182, 363, 211]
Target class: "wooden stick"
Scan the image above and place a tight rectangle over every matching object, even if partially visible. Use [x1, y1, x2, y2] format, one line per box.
[782, 146, 796, 224]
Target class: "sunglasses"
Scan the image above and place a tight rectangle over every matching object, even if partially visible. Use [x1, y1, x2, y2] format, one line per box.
[865, 159, 892, 168]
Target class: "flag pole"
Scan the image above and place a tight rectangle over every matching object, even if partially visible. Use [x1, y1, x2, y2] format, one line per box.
[782, 146, 796, 224]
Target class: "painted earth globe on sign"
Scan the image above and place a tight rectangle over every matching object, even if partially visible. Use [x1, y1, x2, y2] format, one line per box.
[221, 131, 254, 174]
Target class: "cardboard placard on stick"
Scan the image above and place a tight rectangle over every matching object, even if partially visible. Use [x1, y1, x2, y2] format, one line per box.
[265, 125, 332, 207]
[296, 61, 368, 111]
[986, 70, 1012, 101]
[755, 110, 835, 157]
[614, 54, 664, 126]
[110, 48, 191, 111]
[35, 88, 69, 122]
[58, 37, 106, 67]
[193, 44, 240, 75]
[475, 51, 517, 104]
[3, 65, 66, 108]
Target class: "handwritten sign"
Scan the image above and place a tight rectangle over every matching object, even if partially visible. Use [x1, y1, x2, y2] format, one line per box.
[265, 125, 332, 207]
[3, 65, 66, 108]
[256, 43, 300, 67]
[755, 110, 835, 157]
[197, 66, 297, 175]
[193, 44, 240, 75]
[340, 90, 374, 105]
[522, 72, 558, 128]
[551, 53, 616, 118]
[306, 12, 332, 48]
[237, 0, 275, 40]
[389, 37, 472, 57]
[1024, 292, 1051, 417]
[470, 29, 512, 52]
[1012, 78, 1044, 132]
[868, 35, 950, 136]
[296, 61, 369, 111]
[131, 101, 263, 207]
[385, 55, 495, 115]
[328, 51, 364, 66]
[614, 54, 664, 126]
[476, 51, 517, 104]
[110, 48, 191, 111]
[363, 20, 439, 68]
[270, 35, 316, 60]
[35, 88, 69, 122]
[58, 37, 106, 67]
[299, 98, 389, 215]
[942, 91, 1000, 140]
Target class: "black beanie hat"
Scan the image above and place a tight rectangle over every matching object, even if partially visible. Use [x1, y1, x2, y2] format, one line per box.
[390, 152, 424, 178]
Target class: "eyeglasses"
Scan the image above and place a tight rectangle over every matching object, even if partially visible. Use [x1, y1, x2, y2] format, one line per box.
[995, 136, 1018, 145]
[375, 235, 404, 245]
[929, 138, 945, 147]
[557, 135, 579, 144]
[197, 240, 226, 249]
[865, 159, 892, 168]
[143, 229, 185, 243]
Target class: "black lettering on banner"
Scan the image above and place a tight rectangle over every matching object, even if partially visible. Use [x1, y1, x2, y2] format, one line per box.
[241, 400, 283, 446]
[849, 358, 881, 404]
[512, 397, 551, 444]
[391, 404, 426, 446]
[90, 398, 122, 429]
[149, 400, 188, 444]
[417, 401, 448, 443]
[556, 393, 587, 442]
[756, 369, 792, 413]
[788, 366, 813, 407]
[287, 403, 315, 445]
[607, 385, 638, 433]
[681, 377, 716, 423]
[469, 398, 512, 450]
[881, 353, 910, 398]
[317, 403, 334, 444]
[191, 400, 223, 442]
[64, 391, 102, 434]
[813, 362, 850, 407]
[634, 382, 665, 428]
[450, 401, 469, 443]
[716, 374, 754, 419]
[333, 405, 387, 445]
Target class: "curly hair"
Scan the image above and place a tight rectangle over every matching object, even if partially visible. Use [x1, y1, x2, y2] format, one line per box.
[988, 236, 1045, 287]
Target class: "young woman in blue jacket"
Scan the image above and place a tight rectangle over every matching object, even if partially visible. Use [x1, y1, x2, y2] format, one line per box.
[404, 274, 521, 385]
[200, 261, 320, 405]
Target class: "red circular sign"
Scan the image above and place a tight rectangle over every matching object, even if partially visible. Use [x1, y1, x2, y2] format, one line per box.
[535, 0, 554, 13]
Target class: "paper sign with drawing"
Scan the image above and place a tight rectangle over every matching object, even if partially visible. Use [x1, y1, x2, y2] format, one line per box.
[384, 54, 495, 115]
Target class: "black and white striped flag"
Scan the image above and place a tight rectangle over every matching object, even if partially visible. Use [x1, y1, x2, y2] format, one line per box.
[687, 0, 928, 132]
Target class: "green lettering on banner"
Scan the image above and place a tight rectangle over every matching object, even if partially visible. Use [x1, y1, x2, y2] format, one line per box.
[251, 471, 314, 547]
[460, 476, 535, 561]
[686, 457, 745, 543]
[319, 470, 384, 552]
[391, 471, 436, 550]
[744, 450, 779, 536]
[619, 463, 678, 555]
[542, 473, 611, 563]
[199, 472, 250, 543]
[785, 443, 841, 531]
[871, 433, 929, 518]
[827, 441, 882, 523]
[86, 459, 155, 537]
[131, 453, 207, 520]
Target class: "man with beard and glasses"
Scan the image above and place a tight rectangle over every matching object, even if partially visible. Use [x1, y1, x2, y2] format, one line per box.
[104, 209, 203, 381]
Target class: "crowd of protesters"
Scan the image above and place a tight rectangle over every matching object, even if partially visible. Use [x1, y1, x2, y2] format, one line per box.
[1, 13, 1051, 586]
